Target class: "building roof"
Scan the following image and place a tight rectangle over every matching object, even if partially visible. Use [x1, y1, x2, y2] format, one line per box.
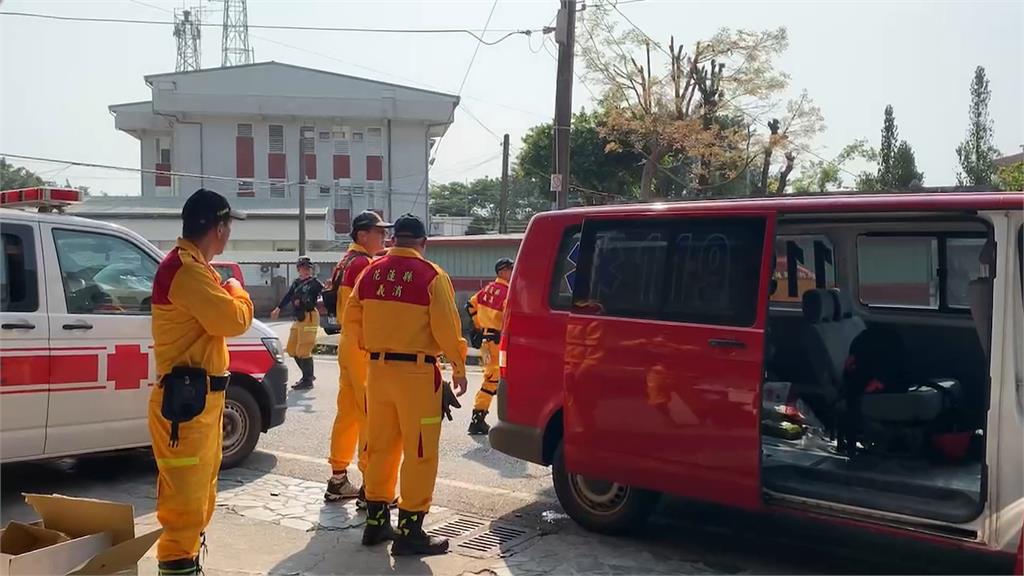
[70, 196, 330, 218]
[70, 206, 329, 219]
[110, 61, 458, 132]
[144, 61, 458, 101]
[995, 151, 1024, 167]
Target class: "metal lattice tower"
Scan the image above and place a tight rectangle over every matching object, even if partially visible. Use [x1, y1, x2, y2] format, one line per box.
[173, 7, 202, 72]
[219, 0, 253, 67]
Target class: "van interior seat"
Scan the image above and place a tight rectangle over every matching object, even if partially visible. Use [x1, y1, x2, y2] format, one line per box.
[798, 289, 844, 410]
[825, 288, 961, 426]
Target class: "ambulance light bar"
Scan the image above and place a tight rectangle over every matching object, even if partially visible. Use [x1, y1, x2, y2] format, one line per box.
[0, 187, 83, 212]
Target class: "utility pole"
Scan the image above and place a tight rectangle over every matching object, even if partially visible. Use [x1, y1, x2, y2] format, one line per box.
[297, 184, 306, 256]
[499, 133, 510, 233]
[552, 0, 576, 210]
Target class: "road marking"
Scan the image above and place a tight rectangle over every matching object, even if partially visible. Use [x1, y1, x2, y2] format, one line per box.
[257, 449, 545, 501]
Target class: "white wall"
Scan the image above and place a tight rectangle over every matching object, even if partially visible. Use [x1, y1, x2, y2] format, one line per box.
[173, 122, 202, 195]
[389, 120, 429, 222]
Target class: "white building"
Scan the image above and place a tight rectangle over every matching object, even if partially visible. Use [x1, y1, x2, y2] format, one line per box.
[95, 61, 459, 254]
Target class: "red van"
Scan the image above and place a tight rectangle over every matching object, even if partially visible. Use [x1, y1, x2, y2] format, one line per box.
[491, 192, 1023, 562]
[211, 261, 244, 288]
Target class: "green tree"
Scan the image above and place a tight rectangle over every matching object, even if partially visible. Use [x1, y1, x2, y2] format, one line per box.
[516, 109, 642, 204]
[956, 66, 1000, 186]
[995, 162, 1024, 191]
[0, 158, 45, 190]
[893, 140, 924, 189]
[791, 139, 877, 193]
[877, 105, 898, 189]
[580, 8, 824, 200]
[430, 176, 548, 234]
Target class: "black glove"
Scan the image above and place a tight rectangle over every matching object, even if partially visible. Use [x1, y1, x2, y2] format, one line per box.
[441, 381, 462, 421]
[469, 330, 484, 349]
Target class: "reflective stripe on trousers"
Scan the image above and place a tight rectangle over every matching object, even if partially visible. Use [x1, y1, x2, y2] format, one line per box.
[149, 386, 225, 562]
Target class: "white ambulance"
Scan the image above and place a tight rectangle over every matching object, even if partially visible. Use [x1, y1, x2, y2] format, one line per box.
[0, 187, 288, 468]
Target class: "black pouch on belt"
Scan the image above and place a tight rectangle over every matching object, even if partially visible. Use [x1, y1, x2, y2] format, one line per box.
[160, 366, 208, 447]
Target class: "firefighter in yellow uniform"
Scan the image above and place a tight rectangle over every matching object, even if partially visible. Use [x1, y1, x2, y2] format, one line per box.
[324, 211, 392, 503]
[272, 257, 323, 389]
[345, 213, 468, 556]
[149, 189, 253, 576]
[465, 258, 513, 435]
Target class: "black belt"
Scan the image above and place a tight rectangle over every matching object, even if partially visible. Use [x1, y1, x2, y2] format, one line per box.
[482, 330, 502, 342]
[370, 352, 436, 364]
[210, 375, 230, 392]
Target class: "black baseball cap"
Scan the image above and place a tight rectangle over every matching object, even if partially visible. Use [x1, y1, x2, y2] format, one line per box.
[495, 258, 514, 273]
[393, 213, 427, 239]
[182, 188, 246, 234]
[351, 210, 393, 233]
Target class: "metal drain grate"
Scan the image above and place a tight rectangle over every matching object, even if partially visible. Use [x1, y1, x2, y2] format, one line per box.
[426, 516, 486, 540]
[425, 514, 537, 558]
[458, 524, 528, 554]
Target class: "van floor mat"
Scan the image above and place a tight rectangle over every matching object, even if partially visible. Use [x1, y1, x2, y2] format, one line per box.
[763, 464, 980, 524]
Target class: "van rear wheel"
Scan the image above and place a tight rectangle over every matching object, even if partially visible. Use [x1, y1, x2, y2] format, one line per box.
[551, 440, 659, 534]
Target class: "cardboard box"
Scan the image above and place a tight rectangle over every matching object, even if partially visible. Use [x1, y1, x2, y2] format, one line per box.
[0, 494, 162, 576]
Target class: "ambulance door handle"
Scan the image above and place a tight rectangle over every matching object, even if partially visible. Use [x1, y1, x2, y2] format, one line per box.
[2, 322, 35, 330]
[62, 321, 93, 331]
[708, 338, 745, 349]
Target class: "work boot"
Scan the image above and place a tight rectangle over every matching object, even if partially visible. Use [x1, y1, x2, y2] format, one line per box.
[361, 501, 396, 546]
[392, 509, 449, 556]
[157, 557, 200, 575]
[357, 486, 398, 510]
[467, 410, 490, 436]
[325, 472, 360, 502]
[292, 358, 314, 390]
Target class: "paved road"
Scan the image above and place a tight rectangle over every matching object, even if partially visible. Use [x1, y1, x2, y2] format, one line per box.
[254, 322, 554, 523]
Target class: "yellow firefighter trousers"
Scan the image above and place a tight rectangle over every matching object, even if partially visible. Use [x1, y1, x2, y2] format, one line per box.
[364, 358, 443, 512]
[473, 340, 500, 411]
[148, 386, 224, 562]
[328, 338, 368, 474]
[286, 310, 320, 358]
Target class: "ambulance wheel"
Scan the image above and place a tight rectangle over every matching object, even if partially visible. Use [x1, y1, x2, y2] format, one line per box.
[221, 386, 262, 469]
[551, 441, 659, 534]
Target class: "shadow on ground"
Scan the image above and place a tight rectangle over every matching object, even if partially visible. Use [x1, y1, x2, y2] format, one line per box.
[0, 450, 275, 524]
[266, 491, 1013, 576]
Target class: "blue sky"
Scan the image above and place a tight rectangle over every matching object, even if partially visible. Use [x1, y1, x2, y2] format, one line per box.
[1, 0, 1021, 195]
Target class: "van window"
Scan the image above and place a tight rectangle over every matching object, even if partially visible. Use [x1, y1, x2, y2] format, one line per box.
[1, 225, 38, 313]
[664, 220, 765, 326]
[857, 234, 986, 310]
[549, 226, 581, 311]
[576, 218, 765, 326]
[53, 229, 159, 315]
[771, 235, 836, 303]
[587, 224, 670, 318]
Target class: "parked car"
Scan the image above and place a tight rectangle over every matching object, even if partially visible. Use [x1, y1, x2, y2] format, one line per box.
[0, 187, 288, 468]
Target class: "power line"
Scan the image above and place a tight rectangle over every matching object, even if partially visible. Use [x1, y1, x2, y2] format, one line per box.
[0, 10, 541, 45]
[460, 104, 503, 141]
[413, 0, 501, 213]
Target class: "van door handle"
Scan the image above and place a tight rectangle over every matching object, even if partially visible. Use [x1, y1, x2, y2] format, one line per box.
[62, 322, 94, 331]
[2, 322, 35, 330]
[708, 338, 746, 349]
